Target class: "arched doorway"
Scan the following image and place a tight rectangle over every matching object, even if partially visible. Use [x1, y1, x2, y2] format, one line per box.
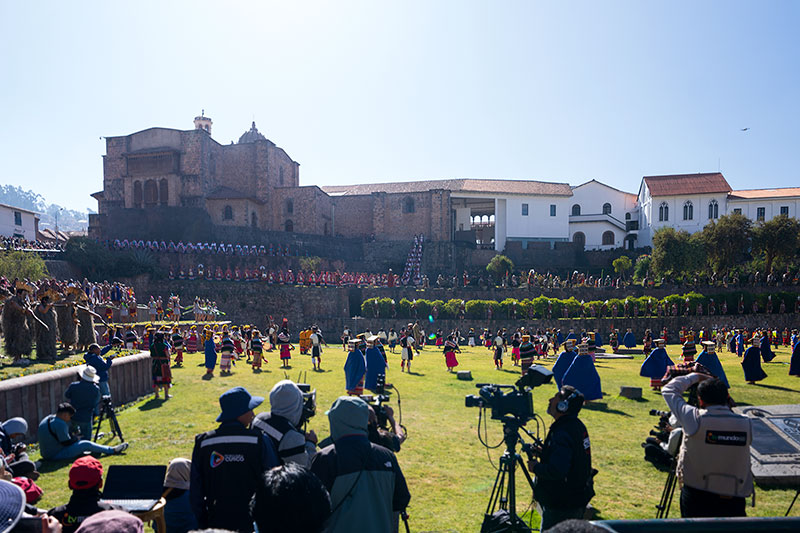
[573, 232, 586, 250]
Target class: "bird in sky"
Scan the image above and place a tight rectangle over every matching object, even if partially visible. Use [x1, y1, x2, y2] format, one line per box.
[740, 127, 750, 131]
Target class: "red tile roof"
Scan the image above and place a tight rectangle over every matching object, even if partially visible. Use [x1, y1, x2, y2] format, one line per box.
[323, 178, 573, 197]
[729, 187, 800, 199]
[643, 173, 731, 196]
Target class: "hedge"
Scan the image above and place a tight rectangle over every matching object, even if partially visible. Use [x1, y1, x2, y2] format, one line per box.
[359, 292, 799, 320]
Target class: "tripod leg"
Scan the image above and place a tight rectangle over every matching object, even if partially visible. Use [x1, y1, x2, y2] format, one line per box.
[93, 411, 104, 442]
[486, 458, 508, 516]
[785, 488, 800, 517]
[110, 409, 124, 442]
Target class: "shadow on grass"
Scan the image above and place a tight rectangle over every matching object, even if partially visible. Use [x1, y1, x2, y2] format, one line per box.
[583, 402, 633, 417]
[407, 371, 426, 376]
[753, 383, 799, 393]
[138, 398, 165, 411]
[37, 459, 72, 474]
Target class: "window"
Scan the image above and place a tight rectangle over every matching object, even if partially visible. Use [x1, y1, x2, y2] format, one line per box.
[658, 202, 669, 222]
[159, 179, 169, 206]
[625, 212, 631, 220]
[708, 200, 719, 220]
[602, 231, 615, 246]
[286, 199, 294, 214]
[13, 211, 22, 226]
[285, 219, 293, 232]
[133, 181, 142, 208]
[757, 207, 765, 222]
[733, 208, 742, 215]
[403, 197, 415, 214]
[251, 212, 258, 228]
[572, 232, 585, 249]
[223, 205, 233, 220]
[550, 204, 556, 217]
[144, 180, 158, 206]
[521, 203, 529, 216]
[279, 167, 284, 186]
[683, 201, 693, 221]
[571, 204, 581, 216]
[602, 203, 612, 215]
[780, 206, 789, 216]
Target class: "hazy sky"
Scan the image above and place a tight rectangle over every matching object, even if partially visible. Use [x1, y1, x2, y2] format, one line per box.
[1, 1, 798, 211]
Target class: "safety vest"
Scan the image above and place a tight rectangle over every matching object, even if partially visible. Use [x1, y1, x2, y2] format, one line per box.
[677, 405, 753, 498]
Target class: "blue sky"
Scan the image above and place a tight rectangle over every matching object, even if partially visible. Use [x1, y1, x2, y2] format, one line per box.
[1, 1, 798, 211]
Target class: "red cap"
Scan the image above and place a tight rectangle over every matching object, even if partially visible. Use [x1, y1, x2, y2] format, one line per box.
[68, 456, 103, 490]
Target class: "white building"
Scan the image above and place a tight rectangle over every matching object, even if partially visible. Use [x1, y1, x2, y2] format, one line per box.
[0, 203, 39, 241]
[568, 180, 638, 250]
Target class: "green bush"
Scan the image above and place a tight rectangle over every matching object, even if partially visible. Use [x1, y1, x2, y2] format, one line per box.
[0, 251, 49, 281]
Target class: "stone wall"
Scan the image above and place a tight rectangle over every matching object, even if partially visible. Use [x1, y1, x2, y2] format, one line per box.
[0, 353, 152, 437]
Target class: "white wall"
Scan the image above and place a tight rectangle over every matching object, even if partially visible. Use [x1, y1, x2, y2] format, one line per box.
[638, 189, 728, 246]
[570, 181, 636, 219]
[0, 206, 37, 240]
[569, 221, 626, 250]
[454, 207, 471, 232]
[495, 198, 507, 251]
[504, 196, 570, 241]
[727, 198, 799, 222]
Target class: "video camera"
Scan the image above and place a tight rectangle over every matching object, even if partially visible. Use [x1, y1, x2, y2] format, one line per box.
[648, 409, 671, 441]
[296, 382, 316, 425]
[465, 365, 553, 421]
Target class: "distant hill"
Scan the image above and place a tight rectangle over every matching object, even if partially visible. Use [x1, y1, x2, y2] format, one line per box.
[0, 184, 91, 232]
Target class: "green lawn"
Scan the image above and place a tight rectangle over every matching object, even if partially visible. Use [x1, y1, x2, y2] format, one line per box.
[27, 341, 800, 531]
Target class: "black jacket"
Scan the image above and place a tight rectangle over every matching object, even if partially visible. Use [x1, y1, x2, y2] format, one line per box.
[48, 490, 121, 533]
[533, 415, 594, 509]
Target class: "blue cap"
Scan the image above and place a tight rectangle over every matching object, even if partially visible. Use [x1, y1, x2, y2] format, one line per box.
[217, 386, 263, 422]
[0, 480, 25, 533]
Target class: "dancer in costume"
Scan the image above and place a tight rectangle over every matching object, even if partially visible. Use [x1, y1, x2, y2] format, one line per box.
[76, 293, 97, 352]
[640, 338, 673, 391]
[552, 339, 578, 389]
[400, 326, 415, 372]
[696, 341, 729, 388]
[759, 333, 776, 363]
[344, 338, 366, 395]
[492, 329, 505, 370]
[34, 290, 59, 361]
[278, 331, 293, 368]
[519, 335, 536, 375]
[443, 334, 460, 372]
[202, 328, 217, 378]
[681, 341, 697, 363]
[388, 328, 398, 353]
[365, 335, 389, 389]
[220, 330, 235, 375]
[609, 330, 619, 354]
[310, 326, 325, 371]
[250, 329, 265, 371]
[789, 338, 800, 377]
[622, 328, 636, 348]
[150, 331, 172, 399]
[562, 342, 603, 401]
[171, 327, 184, 366]
[57, 287, 80, 354]
[2, 282, 34, 363]
[741, 334, 767, 384]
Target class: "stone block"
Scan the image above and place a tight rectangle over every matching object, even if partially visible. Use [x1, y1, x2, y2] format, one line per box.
[619, 386, 642, 399]
[457, 370, 472, 380]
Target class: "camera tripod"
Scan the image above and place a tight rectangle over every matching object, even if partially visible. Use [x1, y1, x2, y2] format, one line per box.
[655, 458, 678, 518]
[93, 396, 124, 443]
[481, 416, 540, 533]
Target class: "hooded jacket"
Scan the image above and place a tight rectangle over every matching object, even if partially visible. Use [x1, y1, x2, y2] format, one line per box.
[252, 380, 315, 468]
[310, 396, 410, 533]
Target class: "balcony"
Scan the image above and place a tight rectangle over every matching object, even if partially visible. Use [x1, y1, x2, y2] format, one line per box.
[568, 213, 626, 231]
[626, 220, 639, 231]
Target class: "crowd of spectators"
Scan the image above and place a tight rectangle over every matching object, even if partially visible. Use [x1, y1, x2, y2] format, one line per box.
[0, 236, 65, 252]
[107, 239, 300, 258]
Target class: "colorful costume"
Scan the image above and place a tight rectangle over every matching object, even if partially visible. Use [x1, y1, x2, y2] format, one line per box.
[640, 341, 673, 391]
[562, 343, 603, 401]
[696, 342, 729, 388]
[443, 338, 459, 372]
[741, 339, 767, 383]
[344, 340, 366, 395]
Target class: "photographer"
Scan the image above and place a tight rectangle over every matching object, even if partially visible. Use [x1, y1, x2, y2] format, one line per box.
[528, 386, 594, 531]
[642, 411, 682, 469]
[253, 380, 317, 468]
[64, 366, 101, 440]
[38, 403, 128, 461]
[84, 340, 121, 398]
[367, 404, 406, 453]
[662, 371, 753, 517]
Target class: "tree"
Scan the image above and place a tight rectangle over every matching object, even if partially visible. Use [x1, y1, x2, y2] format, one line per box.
[700, 213, 752, 274]
[299, 256, 322, 272]
[651, 227, 702, 280]
[486, 255, 514, 285]
[612, 255, 632, 279]
[0, 251, 49, 281]
[752, 214, 800, 274]
[633, 254, 652, 283]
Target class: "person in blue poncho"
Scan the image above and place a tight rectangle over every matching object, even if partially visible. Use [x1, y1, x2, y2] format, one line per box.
[344, 338, 367, 395]
[735, 330, 744, 357]
[552, 339, 578, 389]
[741, 334, 767, 384]
[696, 340, 729, 388]
[562, 342, 602, 401]
[556, 330, 565, 347]
[203, 328, 217, 379]
[364, 336, 388, 391]
[789, 338, 800, 377]
[640, 338, 673, 391]
[759, 333, 776, 363]
[622, 328, 637, 348]
[594, 331, 604, 348]
[565, 330, 577, 341]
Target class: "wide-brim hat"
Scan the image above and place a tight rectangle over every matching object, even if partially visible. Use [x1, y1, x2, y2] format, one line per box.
[0, 480, 25, 532]
[79, 365, 100, 384]
[655, 339, 667, 347]
[217, 386, 263, 422]
[14, 280, 33, 293]
[577, 343, 589, 355]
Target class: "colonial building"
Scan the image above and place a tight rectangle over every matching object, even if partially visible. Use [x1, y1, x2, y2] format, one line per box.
[88, 115, 800, 253]
[0, 203, 39, 240]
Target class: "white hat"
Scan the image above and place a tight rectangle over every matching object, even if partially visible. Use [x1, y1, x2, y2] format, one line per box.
[79, 365, 100, 384]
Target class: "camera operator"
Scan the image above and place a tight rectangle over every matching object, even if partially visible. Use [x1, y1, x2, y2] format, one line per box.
[84, 339, 122, 398]
[253, 380, 317, 468]
[661, 371, 753, 517]
[367, 404, 406, 453]
[642, 411, 682, 469]
[528, 386, 594, 531]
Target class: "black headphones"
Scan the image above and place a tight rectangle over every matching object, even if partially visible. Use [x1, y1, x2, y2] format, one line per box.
[557, 388, 580, 413]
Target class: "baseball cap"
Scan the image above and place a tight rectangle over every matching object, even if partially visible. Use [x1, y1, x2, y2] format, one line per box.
[217, 386, 264, 422]
[69, 456, 104, 490]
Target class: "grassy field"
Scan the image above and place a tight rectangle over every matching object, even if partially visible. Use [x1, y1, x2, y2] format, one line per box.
[26, 341, 800, 531]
